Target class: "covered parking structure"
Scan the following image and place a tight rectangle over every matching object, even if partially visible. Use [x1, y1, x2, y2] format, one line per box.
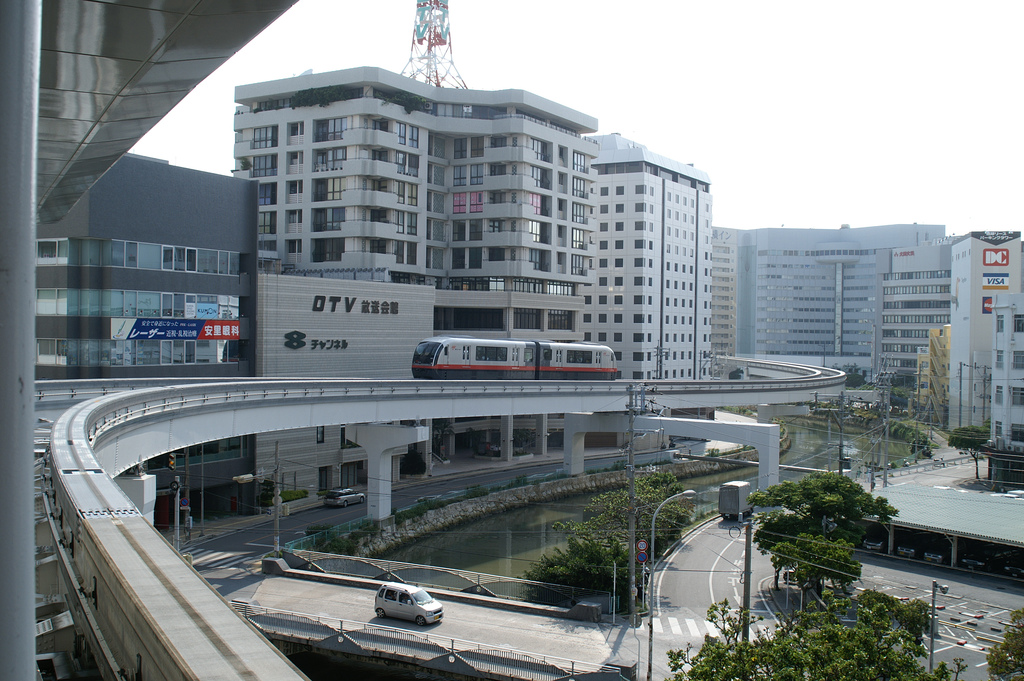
[863, 486, 1024, 575]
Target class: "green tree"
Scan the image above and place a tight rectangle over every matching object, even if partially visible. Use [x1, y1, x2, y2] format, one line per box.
[523, 473, 693, 598]
[668, 593, 962, 681]
[988, 607, 1024, 678]
[947, 425, 989, 480]
[747, 472, 897, 595]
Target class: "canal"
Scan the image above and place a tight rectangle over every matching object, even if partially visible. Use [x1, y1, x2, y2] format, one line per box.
[380, 416, 914, 575]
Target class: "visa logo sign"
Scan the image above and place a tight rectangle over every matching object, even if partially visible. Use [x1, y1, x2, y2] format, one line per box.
[984, 248, 1010, 266]
[983, 272, 1009, 290]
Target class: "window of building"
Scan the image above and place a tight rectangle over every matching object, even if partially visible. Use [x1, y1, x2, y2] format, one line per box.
[453, 166, 466, 186]
[471, 164, 484, 185]
[251, 125, 278, 149]
[454, 138, 467, 159]
[258, 183, 276, 205]
[251, 154, 277, 177]
[471, 137, 484, 157]
[313, 117, 346, 142]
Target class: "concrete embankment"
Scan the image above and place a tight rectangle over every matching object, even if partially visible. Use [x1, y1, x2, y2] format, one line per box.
[358, 450, 758, 556]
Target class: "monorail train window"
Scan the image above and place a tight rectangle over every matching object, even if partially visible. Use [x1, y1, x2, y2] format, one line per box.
[413, 342, 442, 364]
[567, 350, 593, 364]
[542, 348, 552, 360]
[476, 346, 507, 361]
[524, 347, 534, 362]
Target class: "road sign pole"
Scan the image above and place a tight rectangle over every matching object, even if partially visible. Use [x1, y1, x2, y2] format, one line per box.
[173, 475, 180, 552]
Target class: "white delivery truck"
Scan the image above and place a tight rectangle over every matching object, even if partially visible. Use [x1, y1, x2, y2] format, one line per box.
[718, 481, 752, 520]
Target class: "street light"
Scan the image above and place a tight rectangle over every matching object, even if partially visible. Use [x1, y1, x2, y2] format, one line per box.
[646, 489, 696, 681]
[930, 580, 948, 672]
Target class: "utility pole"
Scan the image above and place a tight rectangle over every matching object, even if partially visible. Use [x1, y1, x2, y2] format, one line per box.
[627, 384, 638, 627]
[742, 520, 753, 641]
[173, 475, 181, 552]
[273, 441, 281, 556]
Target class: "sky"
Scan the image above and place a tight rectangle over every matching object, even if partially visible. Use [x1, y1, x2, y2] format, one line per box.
[131, 0, 1024, 235]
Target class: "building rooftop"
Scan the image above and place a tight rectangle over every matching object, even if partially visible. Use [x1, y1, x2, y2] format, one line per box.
[589, 133, 711, 185]
[876, 484, 1024, 547]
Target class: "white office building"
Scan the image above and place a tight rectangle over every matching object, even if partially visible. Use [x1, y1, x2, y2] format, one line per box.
[582, 134, 713, 380]
[950, 231, 1021, 428]
[233, 66, 600, 342]
[734, 223, 946, 374]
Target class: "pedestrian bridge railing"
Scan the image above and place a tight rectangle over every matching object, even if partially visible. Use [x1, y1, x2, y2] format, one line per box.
[231, 601, 627, 681]
[287, 550, 615, 614]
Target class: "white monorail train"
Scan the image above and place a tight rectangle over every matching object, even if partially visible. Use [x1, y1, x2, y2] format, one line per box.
[412, 336, 618, 380]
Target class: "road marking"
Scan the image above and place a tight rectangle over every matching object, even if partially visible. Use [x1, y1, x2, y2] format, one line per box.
[667, 617, 683, 635]
[705, 621, 720, 637]
[652, 619, 663, 634]
[686, 619, 701, 637]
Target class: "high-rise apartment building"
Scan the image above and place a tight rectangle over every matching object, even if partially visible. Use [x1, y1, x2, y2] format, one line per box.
[582, 134, 713, 380]
[233, 67, 599, 341]
[734, 223, 946, 373]
[989, 294, 1024, 486]
[710, 227, 738, 358]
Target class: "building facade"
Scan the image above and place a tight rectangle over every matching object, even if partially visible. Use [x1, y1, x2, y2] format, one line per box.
[582, 134, 713, 380]
[234, 66, 599, 341]
[949, 231, 1021, 428]
[710, 227, 738, 358]
[36, 154, 257, 379]
[988, 294, 1024, 487]
[875, 239, 953, 378]
[734, 223, 946, 373]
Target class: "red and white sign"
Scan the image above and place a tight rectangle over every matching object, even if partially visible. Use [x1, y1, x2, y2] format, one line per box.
[984, 248, 1010, 266]
[983, 297, 994, 314]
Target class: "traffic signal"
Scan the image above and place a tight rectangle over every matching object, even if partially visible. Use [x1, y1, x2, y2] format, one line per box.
[168, 452, 176, 469]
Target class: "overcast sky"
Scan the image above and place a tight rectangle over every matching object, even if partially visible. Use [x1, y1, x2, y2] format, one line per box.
[131, 0, 1023, 235]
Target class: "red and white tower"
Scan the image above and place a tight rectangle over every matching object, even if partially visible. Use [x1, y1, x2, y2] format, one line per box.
[401, 0, 467, 89]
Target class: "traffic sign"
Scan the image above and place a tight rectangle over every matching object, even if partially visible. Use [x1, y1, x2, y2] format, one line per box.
[636, 539, 649, 552]
[636, 551, 648, 563]
[180, 497, 190, 508]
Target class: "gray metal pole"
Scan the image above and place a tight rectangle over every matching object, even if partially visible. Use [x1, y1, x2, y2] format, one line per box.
[174, 475, 181, 551]
[742, 520, 753, 641]
[273, 441, 281, 556]
[929, 580, 937, 672]
[0, 2, 40, 678]
[627, 385, 637, 627]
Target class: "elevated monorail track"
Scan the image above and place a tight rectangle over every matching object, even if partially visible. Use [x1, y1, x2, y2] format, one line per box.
[40, 361, 844, 679]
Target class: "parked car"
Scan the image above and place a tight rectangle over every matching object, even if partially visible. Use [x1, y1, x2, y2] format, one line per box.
[374, 583, 443, 625]
[323, 488, 365, 508]
[861, 537, 885, 551]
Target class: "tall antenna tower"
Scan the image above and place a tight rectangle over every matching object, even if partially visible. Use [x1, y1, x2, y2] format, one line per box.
[401, 1, 468, 89]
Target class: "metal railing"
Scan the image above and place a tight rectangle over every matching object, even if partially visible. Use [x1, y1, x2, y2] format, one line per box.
[287, 550, 613, 614]
[232, 602, 625, 681]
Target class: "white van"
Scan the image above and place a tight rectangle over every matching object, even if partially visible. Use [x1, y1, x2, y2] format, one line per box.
[374, 583, 443, 626]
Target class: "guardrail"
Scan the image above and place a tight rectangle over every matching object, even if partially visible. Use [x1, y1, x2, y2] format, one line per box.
[289, 550, 614, 613]
[232, 601, 626, 681]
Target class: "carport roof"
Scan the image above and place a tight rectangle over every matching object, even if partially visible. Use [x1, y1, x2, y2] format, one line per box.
[875, 485, 1024, 547]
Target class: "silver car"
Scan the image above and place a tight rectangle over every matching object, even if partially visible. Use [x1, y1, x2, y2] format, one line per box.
[323, 488, 365, 507]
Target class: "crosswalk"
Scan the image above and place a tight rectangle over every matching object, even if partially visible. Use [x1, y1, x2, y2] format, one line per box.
[650, 617, 772, 639]
[185, 549, 255, 571]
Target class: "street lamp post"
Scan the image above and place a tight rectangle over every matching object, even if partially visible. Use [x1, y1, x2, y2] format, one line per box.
[646, 489, 696, 681]
[930, 580, 948, 672]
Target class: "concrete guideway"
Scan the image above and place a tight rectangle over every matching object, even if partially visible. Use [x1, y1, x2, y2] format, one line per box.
[40, 365, 842, 680]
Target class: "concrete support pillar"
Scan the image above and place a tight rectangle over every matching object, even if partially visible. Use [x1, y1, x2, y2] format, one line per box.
[349, 424, 429, 521]
[563, 413, 590, 476]
[1, 2, 40, 679]
[534, 414, 548, 456]
[500, 415, 514, 462]
[752, 424, 781, 489]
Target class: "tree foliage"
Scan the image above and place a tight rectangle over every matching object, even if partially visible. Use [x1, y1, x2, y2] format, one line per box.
[522, 472, 693, 596]
[987, 607, 1024, 678]
[947, 425, 989, 479]
[747, 472, 897, 592]
[668, 593, 962, 681]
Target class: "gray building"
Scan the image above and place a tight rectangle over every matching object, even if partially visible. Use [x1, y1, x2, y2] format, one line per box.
[735, 223, 946, 373]
[583, 134, 713, 380]
[36, 154, 257, 379]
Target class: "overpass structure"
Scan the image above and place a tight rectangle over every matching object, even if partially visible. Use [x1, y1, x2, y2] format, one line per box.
[34, 360, 844, 679]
